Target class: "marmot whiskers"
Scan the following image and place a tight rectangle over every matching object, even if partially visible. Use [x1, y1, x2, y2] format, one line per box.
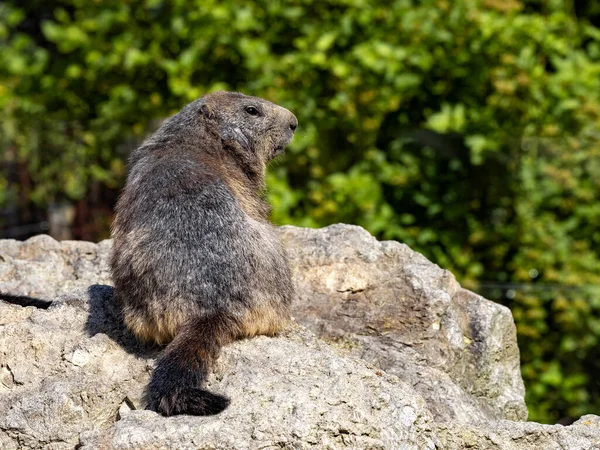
[110, 91, 297, 416]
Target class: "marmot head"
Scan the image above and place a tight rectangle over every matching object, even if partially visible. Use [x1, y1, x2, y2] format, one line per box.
[199, 91, 298, 163]
[132, 91, 297, 185]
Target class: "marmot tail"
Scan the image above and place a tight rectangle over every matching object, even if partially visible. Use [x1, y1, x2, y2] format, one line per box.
[145, 313, 240, 416]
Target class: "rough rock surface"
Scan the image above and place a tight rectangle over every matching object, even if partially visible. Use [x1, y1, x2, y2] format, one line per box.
[1, 225, 599, 450]
[281, 225, 526, 424]
[1, 287, 437, 450]
[436, 415, 600, 450]
[0, 235, 112, 300]
[0, 227, 525, 425]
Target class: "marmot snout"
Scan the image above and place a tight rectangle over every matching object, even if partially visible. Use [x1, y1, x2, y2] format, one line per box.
[110, 91, 297, 416]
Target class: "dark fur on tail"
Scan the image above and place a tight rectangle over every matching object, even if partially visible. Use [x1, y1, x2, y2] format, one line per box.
[145, 314, 240, 416]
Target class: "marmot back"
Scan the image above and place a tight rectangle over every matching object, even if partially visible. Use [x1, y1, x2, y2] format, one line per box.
[110, 91, 298, 416]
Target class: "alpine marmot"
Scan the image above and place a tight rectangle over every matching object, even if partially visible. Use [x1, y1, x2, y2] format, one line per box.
[110, 91, 297, 416]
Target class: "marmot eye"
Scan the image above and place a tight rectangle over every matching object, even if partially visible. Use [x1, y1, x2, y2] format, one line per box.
[245, 106, 259, 116]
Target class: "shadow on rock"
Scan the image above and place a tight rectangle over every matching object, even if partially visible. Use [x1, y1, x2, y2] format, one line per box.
[0, 293, 53, 309]
[81, 284, 159, 358]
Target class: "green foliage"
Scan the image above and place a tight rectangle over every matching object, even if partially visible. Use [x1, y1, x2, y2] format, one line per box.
[1, 0, 599, 423]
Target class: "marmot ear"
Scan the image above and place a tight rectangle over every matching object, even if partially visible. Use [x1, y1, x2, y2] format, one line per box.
[200, 103, 214, 119]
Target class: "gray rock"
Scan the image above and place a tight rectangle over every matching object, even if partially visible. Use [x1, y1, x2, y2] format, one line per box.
[0, 288, 438, 450]
[1, 225, 599, 449]
[436, 416, 600, 450]
[0, 287, 150, 450]
[0, 225, 525, 424]
[0, 235, 112, 300]
[281, 224, 526, 424]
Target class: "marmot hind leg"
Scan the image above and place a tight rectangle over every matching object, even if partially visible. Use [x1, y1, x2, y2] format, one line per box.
[238, 301, 290, 338]
[145, 313, 240, 416]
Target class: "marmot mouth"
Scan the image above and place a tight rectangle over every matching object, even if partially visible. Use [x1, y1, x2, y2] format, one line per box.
[273, 146, 285, 156]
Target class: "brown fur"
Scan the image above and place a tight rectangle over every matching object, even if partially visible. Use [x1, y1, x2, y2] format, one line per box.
[110, 91, 297, 416]
[239, 302, 290, 338]
[200, 150, 270, 220]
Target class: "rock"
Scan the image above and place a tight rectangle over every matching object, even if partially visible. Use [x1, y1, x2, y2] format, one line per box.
[0, 225, 525, 425]
[436, 416, 600, 450]
[281, 224, 526, 424]
[1, 225, 599, 450]
[1, 288, 438, 450]
[0, 286, 150, 450]
[0, 235, 112, 300]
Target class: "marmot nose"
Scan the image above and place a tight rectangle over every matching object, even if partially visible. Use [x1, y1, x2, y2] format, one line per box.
[289, 117, 298, 132]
